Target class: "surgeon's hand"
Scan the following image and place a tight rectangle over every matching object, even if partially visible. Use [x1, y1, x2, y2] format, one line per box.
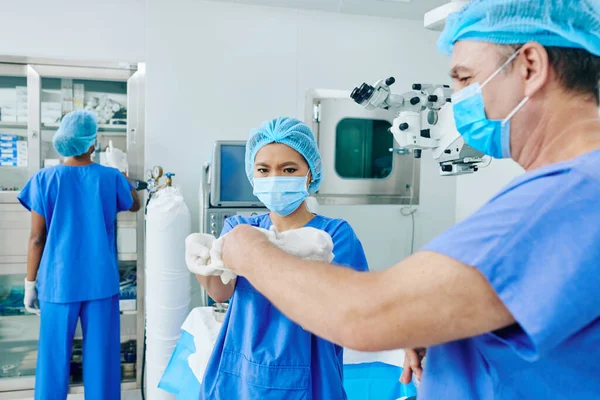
[221, 224, 272, 276]
[23, 279, 41, 316]
[400, 348, 426, 384]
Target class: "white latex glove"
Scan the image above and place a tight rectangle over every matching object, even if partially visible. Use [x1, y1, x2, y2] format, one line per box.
[187, 227, 335, 285]
[185, 233, 217, 274]
[23, 279, 40, 316]
[185, 233, 235, 285]
[105, 140, 127, 172]
[269, 226, 334, 262]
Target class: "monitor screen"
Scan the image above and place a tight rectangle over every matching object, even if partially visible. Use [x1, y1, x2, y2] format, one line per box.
[219, 144, 259, 203]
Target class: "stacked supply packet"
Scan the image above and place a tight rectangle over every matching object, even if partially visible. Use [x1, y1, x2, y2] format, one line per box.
[0, 134, 27, 167]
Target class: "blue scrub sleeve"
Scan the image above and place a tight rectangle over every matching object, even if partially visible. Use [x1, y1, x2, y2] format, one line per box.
[424, 172, 600, 361]
[329, 221, 369, 272]
[116, 173, 134, 212]
[18, 173, 45, 217]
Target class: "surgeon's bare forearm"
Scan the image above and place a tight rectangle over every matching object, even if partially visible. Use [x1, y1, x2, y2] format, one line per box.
[195, 275, 235, 303]
[354, 251, 516, 350]
[242, 244, 516, 352]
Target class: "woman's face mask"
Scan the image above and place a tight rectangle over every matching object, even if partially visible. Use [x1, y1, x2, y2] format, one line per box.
[451, 50, 529, 159]
[253, 174, 310, 216]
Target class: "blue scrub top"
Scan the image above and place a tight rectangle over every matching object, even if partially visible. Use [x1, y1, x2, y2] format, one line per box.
[421, 150, 600, 399]
[18, 164, 134, 303]
[201, 213, 369, 400]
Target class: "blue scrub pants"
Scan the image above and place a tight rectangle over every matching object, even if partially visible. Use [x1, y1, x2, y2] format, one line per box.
[35, 295, 121, 400]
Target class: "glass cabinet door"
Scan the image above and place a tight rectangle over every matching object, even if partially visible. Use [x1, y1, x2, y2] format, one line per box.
[0, 64, 30, 192]
[39, 77, 128, 166]
[0, 62, 37, 390]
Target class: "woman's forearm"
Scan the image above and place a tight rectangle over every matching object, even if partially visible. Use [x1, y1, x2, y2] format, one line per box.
[26, 235, 45, 281]
[195, 275, 235, 303]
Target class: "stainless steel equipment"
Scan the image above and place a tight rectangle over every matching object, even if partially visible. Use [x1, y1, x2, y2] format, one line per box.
[198, 141, 268, 305]
[306, 89, 421, 206]
[200, 141, 267, 237]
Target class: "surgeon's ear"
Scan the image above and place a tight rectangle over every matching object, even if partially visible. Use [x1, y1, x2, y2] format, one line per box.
[307, 171, 312, 189]
[519, 42, 550, 99]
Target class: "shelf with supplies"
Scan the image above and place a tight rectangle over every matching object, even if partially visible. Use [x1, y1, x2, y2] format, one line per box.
[0, 122, 27, 131]
[0, 378, 137, 396]
[0, 122, 126, 134]
[41, 122, 127, 135]
[118, 253, 137, 262]
[0, 310, 137, 320]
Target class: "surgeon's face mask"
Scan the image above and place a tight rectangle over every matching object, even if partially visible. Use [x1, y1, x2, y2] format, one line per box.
[451, 50, 529, 159]
[253, 174, 310, 217]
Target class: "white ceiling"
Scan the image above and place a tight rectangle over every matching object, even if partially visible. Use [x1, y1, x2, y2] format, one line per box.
[205, 0, 450, 20]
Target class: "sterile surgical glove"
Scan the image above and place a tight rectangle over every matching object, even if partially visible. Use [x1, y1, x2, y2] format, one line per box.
[105, 140, 128, 172]
[270, 226, 334, 262]
[185, 233, 236, 285]
[23, 279, 40, 316]
[185, 233, 217, 273]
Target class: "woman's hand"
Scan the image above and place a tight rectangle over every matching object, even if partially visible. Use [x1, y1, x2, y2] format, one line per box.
[400, 348, 426, 384]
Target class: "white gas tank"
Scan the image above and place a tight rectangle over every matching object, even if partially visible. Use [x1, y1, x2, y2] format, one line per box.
[145, 186, 192, 400]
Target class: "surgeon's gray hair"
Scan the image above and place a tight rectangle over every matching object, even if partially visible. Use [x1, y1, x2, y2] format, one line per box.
[498, 44, 600, 105]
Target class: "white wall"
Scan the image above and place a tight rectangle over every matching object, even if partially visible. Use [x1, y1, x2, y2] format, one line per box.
[145, 0, 455, 271]
[0, 0, 145, 62]
[0, 0, 457, 271]
[455, 159, 524, 222]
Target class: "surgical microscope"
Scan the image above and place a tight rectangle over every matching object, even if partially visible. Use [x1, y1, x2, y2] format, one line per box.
[351, 77, 485, 176]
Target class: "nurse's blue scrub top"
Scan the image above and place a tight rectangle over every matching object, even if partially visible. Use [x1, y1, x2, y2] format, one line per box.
[17, 164, 134, 303]
[200, 214, 369, 400]
[421, 149, 600, 399]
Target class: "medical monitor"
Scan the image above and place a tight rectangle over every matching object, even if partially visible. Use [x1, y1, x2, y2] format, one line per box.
[209, 141, 263, 208]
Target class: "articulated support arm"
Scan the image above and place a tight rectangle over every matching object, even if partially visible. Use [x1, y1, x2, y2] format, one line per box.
[351, 78, 485, 176]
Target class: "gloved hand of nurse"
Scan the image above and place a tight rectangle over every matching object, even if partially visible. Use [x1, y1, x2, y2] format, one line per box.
[185, 228, 285, 285]
[186, 226, 335, 283]
[105, 140, 127, 172]
[23, 278, 41, 316]
[268, 226, 334, 262]
[185, 233, 230, 281]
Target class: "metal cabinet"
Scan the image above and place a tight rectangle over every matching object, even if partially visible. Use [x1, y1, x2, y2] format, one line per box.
[0, 57, 145, 397]
[306, 89, 420, 205]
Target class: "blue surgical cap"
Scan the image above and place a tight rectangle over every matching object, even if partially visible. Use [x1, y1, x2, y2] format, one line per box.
[438, 0, 600, 57]
[245, 117, 322, 194]
[52, 110, 98, 157]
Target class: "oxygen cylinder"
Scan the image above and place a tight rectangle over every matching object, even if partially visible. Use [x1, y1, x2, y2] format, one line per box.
[145, 186, 192, 399]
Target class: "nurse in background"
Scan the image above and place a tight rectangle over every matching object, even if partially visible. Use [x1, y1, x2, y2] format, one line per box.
[18, 110, 140, 399]
[196, 117, 368, 399]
